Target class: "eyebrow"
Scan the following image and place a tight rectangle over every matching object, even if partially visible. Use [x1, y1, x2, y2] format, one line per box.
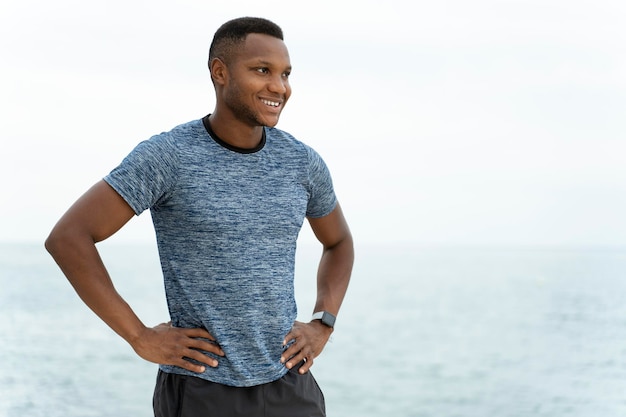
[255, 59, 292, 71]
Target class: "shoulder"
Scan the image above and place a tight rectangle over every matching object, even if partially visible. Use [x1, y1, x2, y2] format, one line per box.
[265, 126, 303, 147]
[264, 127, 323, 162]
[146, 119, 204, 148]
[113, 119, 204, 178]
[129, 119, 206, 165]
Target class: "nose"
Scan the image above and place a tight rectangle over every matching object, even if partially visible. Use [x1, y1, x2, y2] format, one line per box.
[268, 74, 288, 95]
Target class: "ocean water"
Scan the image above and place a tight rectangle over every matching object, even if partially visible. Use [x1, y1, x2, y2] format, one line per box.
[2, 242, 626, 417]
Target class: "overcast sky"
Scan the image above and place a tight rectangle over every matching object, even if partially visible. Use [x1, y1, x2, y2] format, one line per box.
[1, 0, 625, 247]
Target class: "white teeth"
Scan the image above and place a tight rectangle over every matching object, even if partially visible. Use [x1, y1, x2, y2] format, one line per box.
[262, 99, 280, 107]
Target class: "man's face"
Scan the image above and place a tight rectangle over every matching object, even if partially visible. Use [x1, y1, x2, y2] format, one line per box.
[222, 33, 292, 128]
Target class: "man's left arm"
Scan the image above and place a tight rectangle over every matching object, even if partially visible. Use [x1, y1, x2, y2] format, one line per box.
[281, 203, 354, 374]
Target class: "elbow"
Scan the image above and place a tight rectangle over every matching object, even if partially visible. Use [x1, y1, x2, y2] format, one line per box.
[44, 227, 64, 258]
[326, 230, 354, 259]
[343, 232, 355, 262]
[45, 224, 80, 260]
[334, 230, 353, 252]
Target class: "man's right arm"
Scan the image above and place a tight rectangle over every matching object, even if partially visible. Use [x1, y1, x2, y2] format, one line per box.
[45, 180, 223, 372]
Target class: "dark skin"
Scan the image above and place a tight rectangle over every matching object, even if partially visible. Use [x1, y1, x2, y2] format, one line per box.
[46, 33, 353, 375]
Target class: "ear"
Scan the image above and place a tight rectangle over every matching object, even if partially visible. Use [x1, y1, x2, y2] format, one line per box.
[210, 58, 228, 86]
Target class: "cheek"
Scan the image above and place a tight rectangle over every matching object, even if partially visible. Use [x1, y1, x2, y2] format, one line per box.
[284, 85, 292, 100]
[227, 77, 255, 96]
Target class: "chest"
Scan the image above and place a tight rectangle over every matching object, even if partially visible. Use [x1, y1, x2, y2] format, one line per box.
[157, 153, 309, 237]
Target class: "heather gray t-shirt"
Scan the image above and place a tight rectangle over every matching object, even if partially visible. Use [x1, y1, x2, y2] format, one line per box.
[104, 118, 337, 387]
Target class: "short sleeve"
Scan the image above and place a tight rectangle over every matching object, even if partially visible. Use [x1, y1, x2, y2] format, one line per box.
[103, 134, 178, 215]
[305, 147, 337, 218]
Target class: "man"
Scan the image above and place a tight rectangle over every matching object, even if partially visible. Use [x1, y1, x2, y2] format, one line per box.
[45, 17, 353, 417]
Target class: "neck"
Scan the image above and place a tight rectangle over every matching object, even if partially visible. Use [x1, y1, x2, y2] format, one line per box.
[208, 112, 264, 150]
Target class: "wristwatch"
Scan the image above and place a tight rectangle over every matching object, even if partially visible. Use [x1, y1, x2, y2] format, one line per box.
[311, 311, 336, 328]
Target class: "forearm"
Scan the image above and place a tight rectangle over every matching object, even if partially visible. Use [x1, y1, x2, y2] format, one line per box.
[282, 232, 353, 373]
[314, 232, 354, 316]
[45, 230, 146, 345]
[44, 181, 224, 373]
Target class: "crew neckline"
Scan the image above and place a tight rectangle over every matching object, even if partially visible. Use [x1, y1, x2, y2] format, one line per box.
[202, 115, 266, 154]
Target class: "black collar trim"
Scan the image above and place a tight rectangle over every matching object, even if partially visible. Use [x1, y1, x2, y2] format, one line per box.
[202, 115, 266, 154]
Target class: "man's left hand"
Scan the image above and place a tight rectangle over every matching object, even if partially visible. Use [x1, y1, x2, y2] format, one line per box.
[281, 320, 333, 374]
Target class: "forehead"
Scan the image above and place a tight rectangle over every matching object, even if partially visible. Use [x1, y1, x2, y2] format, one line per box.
[234, 33, 291, 67]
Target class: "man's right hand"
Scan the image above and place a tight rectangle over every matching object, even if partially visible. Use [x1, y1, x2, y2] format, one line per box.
[131, 322, 225, 373]
[45, 181, 225, 375]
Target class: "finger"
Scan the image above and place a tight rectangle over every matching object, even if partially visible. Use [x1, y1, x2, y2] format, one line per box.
[298, 357, 313, 374]
[189, 338, 225, 356]
[283, 331, 298, 347]
[282, 321, 305, 345]
[280, 338, 302, 364]
[183, 348, 220, 368]
[175, 356, 207, 373]
[284, 348, 309, 370]
[182, 327, 218, 341]
[174, 327, 224, 356]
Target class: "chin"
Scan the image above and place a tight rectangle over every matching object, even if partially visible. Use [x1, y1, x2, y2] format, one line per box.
[260, 115, 281, 128]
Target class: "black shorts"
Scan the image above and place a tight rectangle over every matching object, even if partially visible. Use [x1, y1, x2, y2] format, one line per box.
[153, 364, 326, 417]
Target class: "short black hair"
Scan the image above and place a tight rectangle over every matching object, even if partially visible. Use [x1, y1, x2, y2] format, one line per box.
[209, 17, 284, 65]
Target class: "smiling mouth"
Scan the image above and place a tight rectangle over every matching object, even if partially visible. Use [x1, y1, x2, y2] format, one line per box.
[261, 99, 281, 108]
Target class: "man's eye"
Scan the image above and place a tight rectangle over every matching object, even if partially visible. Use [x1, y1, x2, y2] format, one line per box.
[256, 68, 269, 74]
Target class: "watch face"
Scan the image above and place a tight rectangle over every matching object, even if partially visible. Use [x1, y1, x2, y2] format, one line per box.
[322, 311, 336, 328]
